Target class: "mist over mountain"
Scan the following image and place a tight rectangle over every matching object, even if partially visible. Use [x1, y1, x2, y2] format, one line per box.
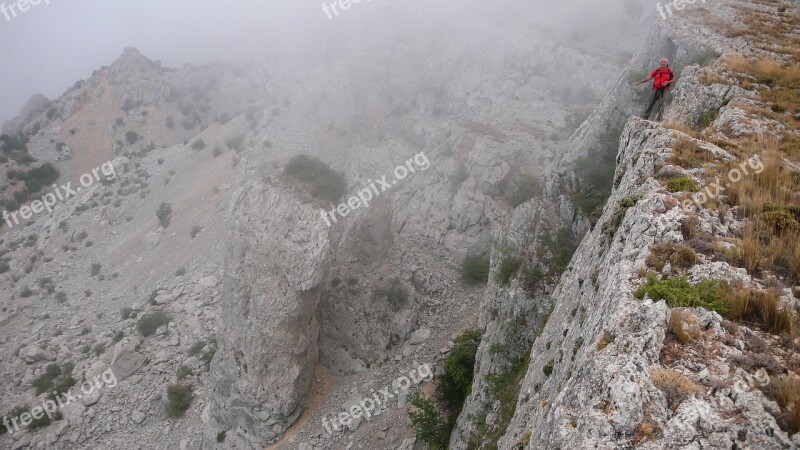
[1, 1, 799, 449]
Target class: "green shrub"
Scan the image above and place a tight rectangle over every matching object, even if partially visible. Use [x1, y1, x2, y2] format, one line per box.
[90, 263, 102, 276]
[165, 384, 194, 417]
[0, 260, 9, 274]
[201, 339, 218, 367]
[284, 155, 347, 203]
[540, 229, 578, 273]
[156, 202, 173, 228]
[177, 365, 193, 379]
[504, 174, 540, 207]
[125, 130, 139, 145]
[191, 139, 206, 151]
[216, 431, 227, 443]
[137, 311, 172, 337]
[408, 394, 449, 449]
[224, 134, 245, 152]
[521, 266, 543, 294]
[121, 307, 138, 320]
[113, 331, 125, 343]
[602, 195, 643, 238]
[438, 330, 481, 405]
[666, 177, 698, 192]
[188, 341, 205, 356]
[461, 254, 490, 285]
[93, 343, 106, 356]
[693, 108, 718, 131]
[635, 272, 729, 314]
[24, 163, 60, 193]
[496, 258, 522, 286]
[373, 278, 409, 311]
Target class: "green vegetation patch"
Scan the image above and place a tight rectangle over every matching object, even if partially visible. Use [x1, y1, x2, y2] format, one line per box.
[284, 155, 347, 204]
[635, 272, 729, 315]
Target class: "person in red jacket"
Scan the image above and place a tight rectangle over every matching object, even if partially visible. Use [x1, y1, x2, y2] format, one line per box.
[633, 57, 675, 120]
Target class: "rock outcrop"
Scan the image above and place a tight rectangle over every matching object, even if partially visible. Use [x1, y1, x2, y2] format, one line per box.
[208, 179, 333, 449]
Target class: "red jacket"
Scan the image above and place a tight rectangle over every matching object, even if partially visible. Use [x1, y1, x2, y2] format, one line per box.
[651, 67, 674, 90]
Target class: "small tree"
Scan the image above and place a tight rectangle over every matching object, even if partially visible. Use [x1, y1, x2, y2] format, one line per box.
[461, 254, 490, 284]
[408, 394, 448, 449]
[125, 130, 139, 145]
[156, 202, 173, 228]
[165, 383, 194, 417]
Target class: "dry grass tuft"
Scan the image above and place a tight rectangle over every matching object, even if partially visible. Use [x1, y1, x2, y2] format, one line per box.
[670, 138, 715, 168]
[668, 309, 701, 344]
[646, 242, 698, 273]
[652, 368, 701, 411]
[725, 285, 794, 334]
[596, 330, 615, 351]
[764, 375, 800, 435]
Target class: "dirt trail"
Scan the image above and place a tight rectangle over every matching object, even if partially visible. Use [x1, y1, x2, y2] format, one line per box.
[266, 363, 337, 450]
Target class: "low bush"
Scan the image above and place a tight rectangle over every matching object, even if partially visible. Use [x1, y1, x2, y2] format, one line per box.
[521, 266, 543, 294]
[635, 272, 729, 315]
[137, 311, 172, 337]
[603, 195, 643, 238]
[156, 202, 173, 228]
[188, 341, 205, 357]
[461, 254, 490, 285]
[496, 258, 522, 286]
[504, 174, 540, 208]
[373, 278, 409, 311]
[284, 155, 347, 203]
[225, 134, 245, 152]
[666, 177, 698, 193]
[191, 139, 206, 151]
[165, 383, 194, 418]
[125, 130, 139, 145]
[438, 330, 481, 405]
[177, 365, 193, 379]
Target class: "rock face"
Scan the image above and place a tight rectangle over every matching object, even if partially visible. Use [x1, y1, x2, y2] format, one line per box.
[207, 179, 333, 449]
[451, 2, 800, 449]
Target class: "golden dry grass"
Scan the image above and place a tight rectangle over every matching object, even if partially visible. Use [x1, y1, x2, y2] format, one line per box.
[670, 138, 715, 168]
[765, 375, 800, 434]
[668, 309, 700, 344]
[728, 286, 793, 334]
[651, 368, 701, 411]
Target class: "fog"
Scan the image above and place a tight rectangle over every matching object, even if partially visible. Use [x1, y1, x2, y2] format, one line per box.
[0, 0, 659, 124]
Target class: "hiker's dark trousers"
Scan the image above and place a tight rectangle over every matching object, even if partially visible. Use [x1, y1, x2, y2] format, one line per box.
[643, 88, 667, 120]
